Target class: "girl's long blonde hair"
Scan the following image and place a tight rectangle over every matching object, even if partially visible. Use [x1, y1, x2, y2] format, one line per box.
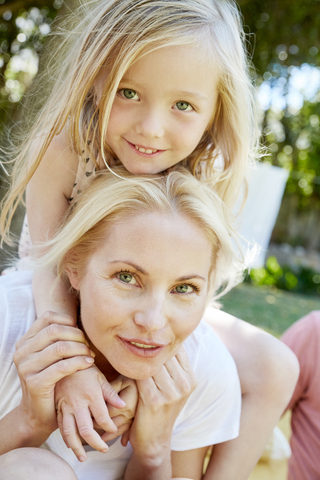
[37, 166, 245, 299]
[1, 0, 258, 244]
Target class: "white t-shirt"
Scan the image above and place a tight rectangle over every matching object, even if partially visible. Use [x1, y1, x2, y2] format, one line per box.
[0, 271, 241, 480]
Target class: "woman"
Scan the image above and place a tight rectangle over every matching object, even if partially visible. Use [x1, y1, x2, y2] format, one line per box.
[0, 167, 243, 479]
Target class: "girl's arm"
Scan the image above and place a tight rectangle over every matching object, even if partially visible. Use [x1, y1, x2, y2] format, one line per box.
[204, 307, 299, 479]
[27, 131, 80, 318]
[26, 131, 126, 451]
[0, 311, 94, 455]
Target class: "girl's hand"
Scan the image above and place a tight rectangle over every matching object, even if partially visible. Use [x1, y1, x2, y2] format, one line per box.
[102, 375, 138, 445]
[55, 370, 138, 462]
[126, 347, 197, 463]
[13, 311, 95, 444]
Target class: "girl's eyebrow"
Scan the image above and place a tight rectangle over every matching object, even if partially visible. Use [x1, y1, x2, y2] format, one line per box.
[119, 77, 208, 101]
[174, 90, 208, 101]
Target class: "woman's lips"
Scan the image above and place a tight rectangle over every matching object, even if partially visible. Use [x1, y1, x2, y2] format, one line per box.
[119, 336, 166, 358]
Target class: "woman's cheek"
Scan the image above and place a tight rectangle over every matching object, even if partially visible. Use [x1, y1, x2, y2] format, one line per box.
[171, 300, 204, 340]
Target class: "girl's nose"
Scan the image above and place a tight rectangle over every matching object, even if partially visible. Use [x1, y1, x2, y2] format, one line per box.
[133, 297, 167, 333]
[135, 106, 165, 140]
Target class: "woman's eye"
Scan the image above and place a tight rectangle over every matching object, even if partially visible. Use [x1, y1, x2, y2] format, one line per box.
[174, 101, 193, 111]
[174, 284, 194, 294]
[118, 273, 137, 285]
[120, 88, 139, 100]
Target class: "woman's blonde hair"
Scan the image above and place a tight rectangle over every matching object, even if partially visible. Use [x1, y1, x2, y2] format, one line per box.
[38, 166, 244, 300]
[1, 0, 258, 243]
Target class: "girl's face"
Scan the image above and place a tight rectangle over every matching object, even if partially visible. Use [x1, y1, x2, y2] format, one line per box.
[105, 44, 220, 174]
[68, 211, 212, 380]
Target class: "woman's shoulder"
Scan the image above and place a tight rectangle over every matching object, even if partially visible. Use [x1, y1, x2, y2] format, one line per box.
[172, 319, 241, 450]
[184, 318, 238, 379]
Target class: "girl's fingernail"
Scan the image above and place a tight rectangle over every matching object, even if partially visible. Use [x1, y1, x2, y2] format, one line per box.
[101, 447, 108, 453]
[90, 349, 96, 357]
[85, 356, 94, 363]
[118, 398, 126, 407]
[79, 455, 86, 462]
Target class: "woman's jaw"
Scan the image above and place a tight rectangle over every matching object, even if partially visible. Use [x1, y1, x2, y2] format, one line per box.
[68, 210, 213, 380]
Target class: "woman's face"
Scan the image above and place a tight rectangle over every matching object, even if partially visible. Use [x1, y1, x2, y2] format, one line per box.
[68, 211, 213, 380]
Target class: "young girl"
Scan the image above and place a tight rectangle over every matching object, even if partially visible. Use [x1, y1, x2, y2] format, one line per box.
[0, 0, 299, 477]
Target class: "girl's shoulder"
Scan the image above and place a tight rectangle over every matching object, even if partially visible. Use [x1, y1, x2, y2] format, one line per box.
[44, 127, 79, 169]
[29, 126, 80, 199]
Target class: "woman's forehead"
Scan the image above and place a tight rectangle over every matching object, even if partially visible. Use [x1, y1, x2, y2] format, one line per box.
[90, 210, 213, 276]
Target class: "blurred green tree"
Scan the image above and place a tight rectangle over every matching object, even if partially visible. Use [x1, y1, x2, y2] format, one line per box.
[238, 0, 320, 248]
[0, 0, 63, 127]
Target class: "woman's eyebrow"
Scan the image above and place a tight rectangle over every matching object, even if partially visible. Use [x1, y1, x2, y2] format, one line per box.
[108, 261, 205, 282]
[108, 260, 147, 275]
[176, 275, 206, 282]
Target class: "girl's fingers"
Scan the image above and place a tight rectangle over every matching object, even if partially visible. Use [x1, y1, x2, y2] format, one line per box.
[57, 409, 71, 449]
[61, 411, 87, 462]
[73, 408, 109, 455]
[89, 398, 118, 434]
[101, 417, 131, 442]
[101, 380, 127, 409]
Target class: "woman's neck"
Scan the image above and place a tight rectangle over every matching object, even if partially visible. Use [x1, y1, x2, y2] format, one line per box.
[91, 344, 120, 382]
[77, 317, 119, 382]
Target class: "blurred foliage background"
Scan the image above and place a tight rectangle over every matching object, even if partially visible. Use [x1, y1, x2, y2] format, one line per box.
[0, 0, 319, 327]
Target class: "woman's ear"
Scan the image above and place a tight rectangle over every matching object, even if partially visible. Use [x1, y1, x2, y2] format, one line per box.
[65, 264, 81, 291]
[64, 251, 82, 290]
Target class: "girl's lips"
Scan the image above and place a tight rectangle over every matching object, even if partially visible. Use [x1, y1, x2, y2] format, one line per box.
[119, 336, 165, 358]
[125, 139, 165, 157]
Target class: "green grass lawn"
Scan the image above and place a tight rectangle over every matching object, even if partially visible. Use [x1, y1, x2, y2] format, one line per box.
[220, 283, 320, 337]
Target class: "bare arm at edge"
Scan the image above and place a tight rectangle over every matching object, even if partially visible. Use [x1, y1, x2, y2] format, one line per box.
[203, 307, 299, 480]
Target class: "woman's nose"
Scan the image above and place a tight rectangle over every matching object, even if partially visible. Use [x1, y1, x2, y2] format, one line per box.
[135, 105, 165, 140]
[134, 298, 167, 333]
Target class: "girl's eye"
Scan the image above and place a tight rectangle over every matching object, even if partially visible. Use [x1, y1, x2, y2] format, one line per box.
[174, 284, 195, 294]
[174, 101, 193, 111]
[120, 88, 139, 100]
[118, 272, 138, 285]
